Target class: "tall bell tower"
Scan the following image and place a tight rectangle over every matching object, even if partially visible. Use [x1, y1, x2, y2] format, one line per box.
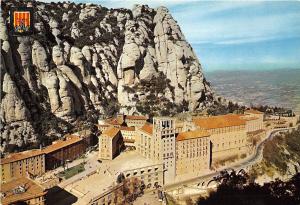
[153, 117, 176, 184]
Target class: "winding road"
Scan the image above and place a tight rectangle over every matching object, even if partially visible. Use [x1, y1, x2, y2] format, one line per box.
[164, 127, 293, 191]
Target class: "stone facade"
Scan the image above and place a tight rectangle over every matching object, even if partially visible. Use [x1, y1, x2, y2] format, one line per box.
[1, 134, 90, 183]
[124, 115, 148, 128]
[194, 115, 247, 162]
[88, 164, 163, 205]
[123, 164, 164, 188]
[209, 130, 249, 163]
[43, 135, 86, 170]
[98, 127, 124, 160]
[193, 114, 263, 165]
[135, 117, 176, 184]
[0, 150, 45, 184]
[88, 182, 124, 205]
[135, 123, 153, 159]
[176, 130, 210, 176]
[98, 111, 265, 185]
[120, 126, 136, 145]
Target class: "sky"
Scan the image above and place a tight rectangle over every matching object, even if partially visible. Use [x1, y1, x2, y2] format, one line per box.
[42, 0, 300, 72]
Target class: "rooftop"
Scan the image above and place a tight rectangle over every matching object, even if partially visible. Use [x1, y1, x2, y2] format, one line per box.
[125, 115, 148, 120]
[176, 129, 210, 141]
[1, 149, 44, 165]
[1, 135, 84, 164]
[243, 116, 259, 121]
[105, 117, 124, 126]
[102, 127, 120, 138]
[140, 123, 153, 135]
[193, 114, 246, 129]
[1, 177, 46, 205]
[43, 135, 82, 154]
[120, 126, 135, 131]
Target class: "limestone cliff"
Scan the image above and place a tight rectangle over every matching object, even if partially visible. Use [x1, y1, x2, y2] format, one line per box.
[0, 1, 215, 152]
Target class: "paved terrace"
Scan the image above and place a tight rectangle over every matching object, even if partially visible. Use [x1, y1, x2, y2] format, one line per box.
[61, 151, 158, 205]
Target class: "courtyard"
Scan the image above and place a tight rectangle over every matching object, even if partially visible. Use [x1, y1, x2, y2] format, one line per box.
[61, 150, 160, 204]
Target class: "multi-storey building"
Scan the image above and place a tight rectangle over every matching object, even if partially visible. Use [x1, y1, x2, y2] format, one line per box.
[153, 117, 176, 183]
[120, 126, 136, 145]
[98, 112, 266, 184]
[98, 127, 124, 160]
[124, 115, 148, 128]
[244, 109, 265, 121]
[103, 114, 148, 129]
[176, 129, 211, 176]
[0, 149, 45, 184]
[43, 135, 86, 170]
[243, 109, 265, 132]
[77, 129, 98, 147]
[1, 177, 47, 205]
[135, 117, 176, 184]
[136, 122, 153, 159]
[1, 134, 91, 183]
[193, 114, 250, 163]
[97, 124, 111, 132]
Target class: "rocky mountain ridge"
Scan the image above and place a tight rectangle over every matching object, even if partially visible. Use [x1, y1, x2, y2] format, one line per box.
[0, 0, 215, 152]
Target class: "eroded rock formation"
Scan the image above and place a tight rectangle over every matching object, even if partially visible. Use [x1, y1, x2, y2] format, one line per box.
[0, 1, 215, 152]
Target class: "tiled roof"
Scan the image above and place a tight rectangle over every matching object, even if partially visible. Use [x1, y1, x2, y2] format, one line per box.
[125, 115, 148, 120]
[1, 135, 84, 164]
[140, 123, 153, 135]
[42, 136, 82, 154]
[244, 116, 259, 121]
[105, 117, 124, 125]
[0, 149, 44, 165]
[193, 114, 246, 129]
[102, 127, 120, 138]
[120, 126, 135, 131]
[1, 177, 46, 205]
[176, 129, 210, 141]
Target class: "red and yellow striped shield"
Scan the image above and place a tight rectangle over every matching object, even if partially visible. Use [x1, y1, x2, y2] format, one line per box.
[13, 11, 30, 32]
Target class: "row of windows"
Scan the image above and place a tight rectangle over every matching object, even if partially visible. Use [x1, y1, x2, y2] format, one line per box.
[180, 145, 208, 150]
[163, 152, 174, 158]
[176, 150, 208, 159]
[215, 139, 245, 148]
[181, 138, 208, 145]
[210, 126, 244, 134]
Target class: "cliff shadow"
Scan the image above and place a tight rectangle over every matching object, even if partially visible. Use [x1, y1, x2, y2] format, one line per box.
[45, 186, 78, 205]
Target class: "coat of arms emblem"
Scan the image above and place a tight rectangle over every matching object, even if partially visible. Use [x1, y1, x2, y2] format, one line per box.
[10, 7, 33, 35]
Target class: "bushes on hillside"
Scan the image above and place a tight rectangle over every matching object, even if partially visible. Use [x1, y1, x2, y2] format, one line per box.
[197, 170, 300, 205]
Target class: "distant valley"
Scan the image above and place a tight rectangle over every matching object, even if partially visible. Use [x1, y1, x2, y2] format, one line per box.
[206, 69, 300, 114]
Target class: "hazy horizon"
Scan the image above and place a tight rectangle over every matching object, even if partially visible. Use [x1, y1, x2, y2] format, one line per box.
[203, 67, 300, 73]
[206, 69, 300, 114]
